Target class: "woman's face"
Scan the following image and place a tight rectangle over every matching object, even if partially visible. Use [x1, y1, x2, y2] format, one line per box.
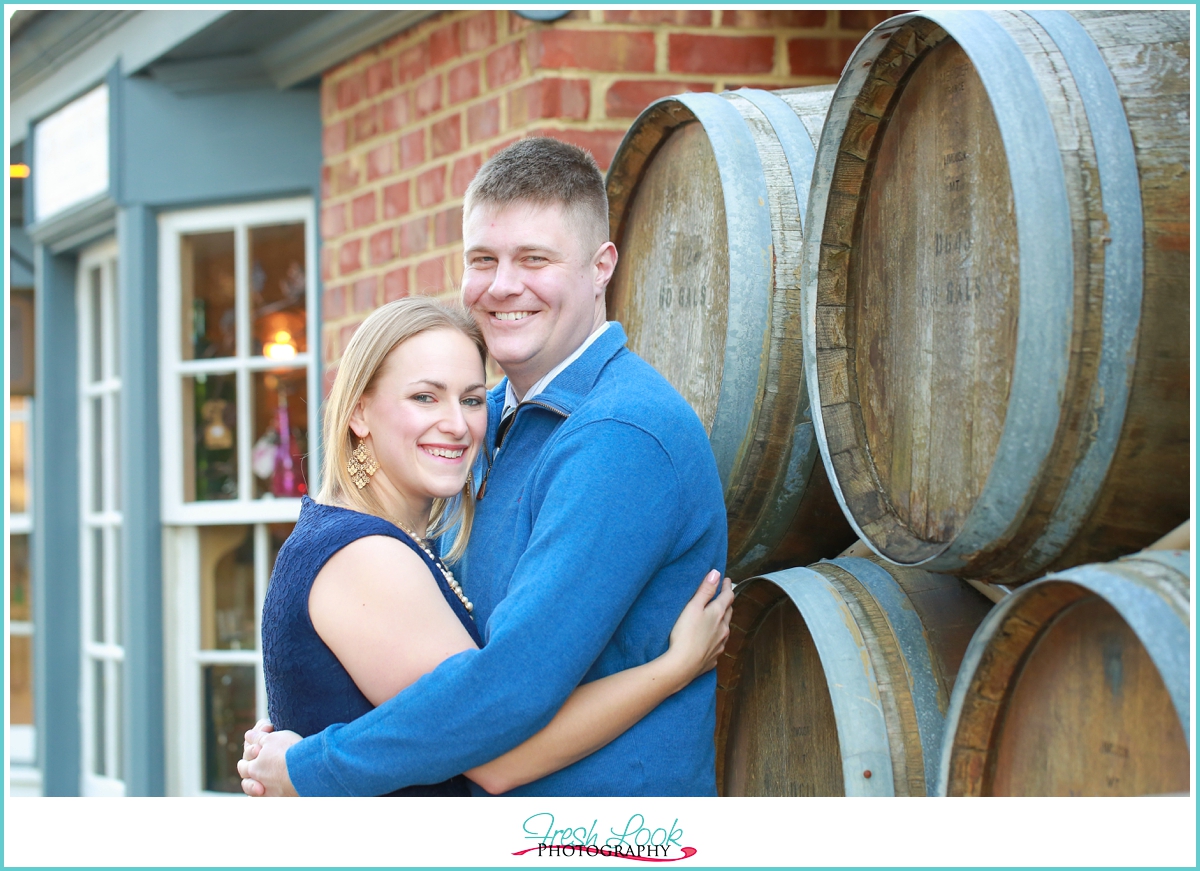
[352, 328, 487, 519]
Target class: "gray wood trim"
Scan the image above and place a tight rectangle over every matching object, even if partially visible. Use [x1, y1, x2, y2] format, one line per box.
[9, 11, 135, 99]
[32, 244, 83, 795]
[26, 194, 117, 255]
[9, 11, 228, 148]
[117, 206, 165, 795]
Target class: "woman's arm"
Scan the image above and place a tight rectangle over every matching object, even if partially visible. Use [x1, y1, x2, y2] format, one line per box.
[309, 535, 478, 705]
[465, 571, 733, 795]
[310, 538, 732, 793]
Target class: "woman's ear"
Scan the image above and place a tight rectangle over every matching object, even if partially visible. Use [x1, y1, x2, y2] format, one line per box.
[349, 397, 370, 440]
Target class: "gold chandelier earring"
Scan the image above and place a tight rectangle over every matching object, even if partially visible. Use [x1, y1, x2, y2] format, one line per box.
[348, 438, 379, 489]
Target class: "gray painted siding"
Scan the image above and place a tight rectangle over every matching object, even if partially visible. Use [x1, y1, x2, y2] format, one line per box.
[32, 245, 82, 795]
[117, 205, 163, 796]
[31, 71, 322, 794]
[117, 76, 322, 208]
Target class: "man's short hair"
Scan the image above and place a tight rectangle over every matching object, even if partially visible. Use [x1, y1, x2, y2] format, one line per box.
[463, 137, 609, 257]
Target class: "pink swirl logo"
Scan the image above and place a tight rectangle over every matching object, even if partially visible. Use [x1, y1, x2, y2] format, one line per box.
[512, 845, 697, 862]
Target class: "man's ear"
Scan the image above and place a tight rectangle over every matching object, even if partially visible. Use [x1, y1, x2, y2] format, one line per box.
[593, 241, 618, 294]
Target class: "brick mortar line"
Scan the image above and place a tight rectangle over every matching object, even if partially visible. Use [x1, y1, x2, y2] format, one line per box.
[326, 61, 830, 157]
[326, 19, 860, 86]
[323, 24, 881, 115]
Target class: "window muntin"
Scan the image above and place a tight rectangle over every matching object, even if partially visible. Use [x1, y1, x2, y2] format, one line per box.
[159, 199, 318, 523]
[159, 198, 315, 794]
[78, 240, 124, 796]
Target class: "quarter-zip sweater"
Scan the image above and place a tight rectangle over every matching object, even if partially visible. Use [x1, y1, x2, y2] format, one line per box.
[286, 323, 727, 796]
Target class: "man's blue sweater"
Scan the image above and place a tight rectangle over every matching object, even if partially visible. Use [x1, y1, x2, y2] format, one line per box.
[286, 323, 727, 796]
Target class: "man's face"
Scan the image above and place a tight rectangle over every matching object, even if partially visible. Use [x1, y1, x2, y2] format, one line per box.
[461, 200, 614, 396]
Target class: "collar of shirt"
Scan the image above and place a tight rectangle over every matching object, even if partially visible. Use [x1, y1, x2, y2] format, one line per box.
[502, 322, 611, 420]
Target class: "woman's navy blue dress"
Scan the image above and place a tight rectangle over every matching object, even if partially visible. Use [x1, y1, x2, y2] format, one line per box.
[262, 496, 483, 796]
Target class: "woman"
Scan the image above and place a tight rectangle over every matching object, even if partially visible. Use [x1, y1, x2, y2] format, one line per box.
[252, 297, 733, 796]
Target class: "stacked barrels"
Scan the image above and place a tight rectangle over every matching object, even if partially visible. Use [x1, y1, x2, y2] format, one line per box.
[605, 9, 1190, 797]
[607, 86, 857, 579]
[801, 9, 1190, 581]
[939, 548, 1190, 796]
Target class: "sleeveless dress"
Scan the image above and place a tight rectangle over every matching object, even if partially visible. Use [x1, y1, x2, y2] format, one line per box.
[262, 496, 483, 796]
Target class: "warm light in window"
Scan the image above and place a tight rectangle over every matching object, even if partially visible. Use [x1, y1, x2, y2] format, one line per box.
[9, 164, 30, 178]
[264, 330, 297, 360]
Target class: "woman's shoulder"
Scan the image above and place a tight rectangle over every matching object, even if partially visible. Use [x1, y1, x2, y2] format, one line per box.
[309, 528, 441, 635]
[272, 498, 416, 592]
[286, 496, 397, 549]
[323, 532, 432, 575]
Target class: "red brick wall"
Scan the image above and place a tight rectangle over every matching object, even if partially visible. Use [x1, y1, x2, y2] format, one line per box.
[318, 9, 902, 384]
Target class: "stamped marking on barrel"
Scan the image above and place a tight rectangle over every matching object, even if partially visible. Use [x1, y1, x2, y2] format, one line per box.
[1100, 741, 1129, 759]
[935, 273, 990, 304]
[942, 151, 969, 192]
[933, 231, 972, 256]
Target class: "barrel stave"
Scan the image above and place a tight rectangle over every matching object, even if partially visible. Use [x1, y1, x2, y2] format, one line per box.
[805, 11, 1190, 581]
[718, 559, 992, 796]
[960, 11, 1118, 579]
[608, 87, 858, 579]
[939, 554, 1191, 796]
[820, 563, 925, 795]
[719, 93, 812, 569]
[987, 594, 1189, 795]
[718, 585, 847, 796]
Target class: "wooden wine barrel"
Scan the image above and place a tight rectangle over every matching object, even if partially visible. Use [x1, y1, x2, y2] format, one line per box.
[800, 11, 1190, 582]
[606, 86, 856, 579]
[715, 556, 993, 795]
[938, 549, 1191, 796]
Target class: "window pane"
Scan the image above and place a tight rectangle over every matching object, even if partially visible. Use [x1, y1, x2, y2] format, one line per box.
[113, 661, 124, 779]
[108, 258, 120, 379]
[110, 527, 122, 647]
[250, 223, 307, 358]
[181, 231, 237, 360]
[267, 523, 295, 587]
[92, 659, 106, 776]
[199, 525, 255, 651]
[252, 369, 309, 499]
[203, 664, 256, 793]
[9, 635, 33, 726]
[9, 533, 31, 622]
[183, 373, 238, 501]
[9, 401, 27, 514]
[90, 396, 104, 512]
[90, 266, 103, 382]
[110, 393, 121, 512]
[91, 527, 105, 643]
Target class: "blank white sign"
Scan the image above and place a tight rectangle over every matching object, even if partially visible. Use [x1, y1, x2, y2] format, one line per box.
[33, 83, 110, 222]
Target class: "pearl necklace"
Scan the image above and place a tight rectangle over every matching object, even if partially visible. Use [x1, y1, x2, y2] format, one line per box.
[393, 518, 474, 618]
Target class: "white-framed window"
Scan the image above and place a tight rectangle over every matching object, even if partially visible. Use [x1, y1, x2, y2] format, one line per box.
[78, 238, 124, 796]
[8, 393, 40, 795]
[158, 198, 317, 795]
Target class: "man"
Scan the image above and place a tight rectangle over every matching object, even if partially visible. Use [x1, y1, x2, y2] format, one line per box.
[240, 137, 727, 796]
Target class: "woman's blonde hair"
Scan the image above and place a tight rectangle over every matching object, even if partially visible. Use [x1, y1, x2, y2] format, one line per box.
[317, 297, 487, 562]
